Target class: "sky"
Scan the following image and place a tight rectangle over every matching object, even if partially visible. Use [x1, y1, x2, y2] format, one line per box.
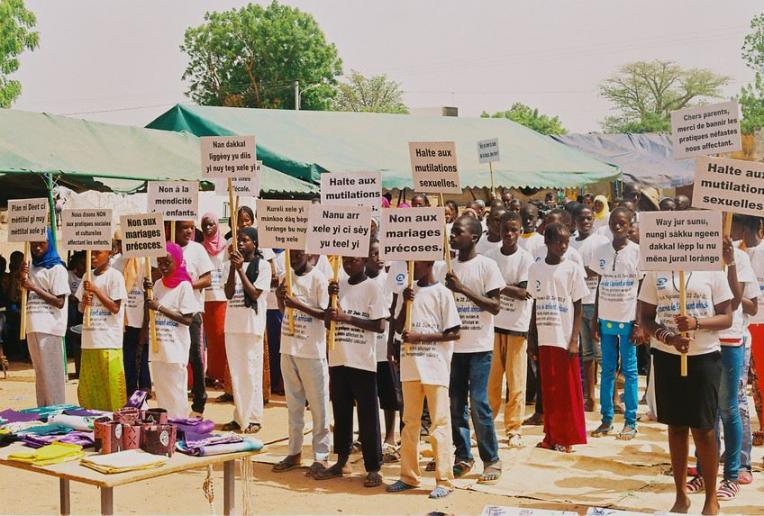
[11, 0, 763, 133]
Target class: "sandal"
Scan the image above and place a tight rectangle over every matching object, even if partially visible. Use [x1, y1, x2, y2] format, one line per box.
[429, 486, 452, 499]
[554, 444, 574, 453]
[425, 460, 436, 472]
[221, 421, 241, 432]
[243, 423, 261, 434]
[216, 393, 234, 403]
[686, 475, 704, 494]
[590, 423, 613, 438]
[382, 443, 400, 464]
[616, 424, 637, 441]
[272, 455, 302, 473]
[386, 480, 416, 493]
[536, 440, 555, 450]
[314, 463, 346, 481]
[306, 461, 326, 478]
[364, 471, 383, 488]
[716, 479, 739, 501]
[753, 431, 764, 446]
[452, 459, 474, 478]
[738, 470, 753, 485]
[523, 413, 543, 426]
[478, 461, 502, 484]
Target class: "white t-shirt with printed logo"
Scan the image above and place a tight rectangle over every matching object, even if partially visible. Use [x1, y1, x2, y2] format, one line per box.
[484, 246, 534, 333]
[180, 241, 214, 313]
[280, 267, 330, 360]
[638, 270, 733, 356]
[528, 259, 589, 349]
[150, 280, 197, 364]
[719, 247, 758, 342]
[68, 270, 82, 298]
[222, 258, 272, 336]
[589, 241, 643, 323]
[519, 232, 544, 256]
[398, 282, 461, 387]
[450, 255, 505, 353]
[111, 255, 145, 329]
[75, 267, 127, 349]
[570, 233, 609, 305]
[368, 271, 392, 362]
[204, 248, 228, 303]
[475, 237, 501, 257]
[265, 250, 286, 310]
[532, 245, 585, 270]
[329, 277, 388, 372]
[27, 264, 70, 337]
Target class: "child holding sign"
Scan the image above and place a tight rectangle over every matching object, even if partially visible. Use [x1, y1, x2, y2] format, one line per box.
[316, 256, 387, 488]
[144, 242, 196, 419]
[527, 223, 589, 453]
[386, 260, 461, 499]
[20, 229, 70, 406]
[75, 249, 128, 411]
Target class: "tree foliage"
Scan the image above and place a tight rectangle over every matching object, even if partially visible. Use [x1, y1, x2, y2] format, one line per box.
[742, 13, 764, 75]
[0, 0, 39, 108]
[332, 71, 408, 114]
[739, 13, 764, 134]
[599, 60, 729, 133]
[181, 1, 342, 110]
[481, 103, 567, 135]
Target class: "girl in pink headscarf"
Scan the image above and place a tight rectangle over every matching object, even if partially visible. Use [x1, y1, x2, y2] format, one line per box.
[200, 213, 229, 388]
[144, 241, 197, 418]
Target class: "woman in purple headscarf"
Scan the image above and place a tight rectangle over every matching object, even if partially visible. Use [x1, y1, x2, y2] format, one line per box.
[144, 241, 197, 419]
[200, 213, 229, 387]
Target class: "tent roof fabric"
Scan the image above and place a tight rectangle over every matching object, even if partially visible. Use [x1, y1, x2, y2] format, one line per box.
[0, 109, 317, 197]
[551, 133, 693, 188]
[147, 104, 620, 189]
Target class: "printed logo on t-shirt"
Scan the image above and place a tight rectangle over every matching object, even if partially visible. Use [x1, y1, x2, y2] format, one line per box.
[535, 279, 541, 293]
[454, 294, 482, 331]
[657, 277, 668, 290]
[599, 258, 606, 270]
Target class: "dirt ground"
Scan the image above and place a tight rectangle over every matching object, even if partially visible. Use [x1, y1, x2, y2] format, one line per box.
[1, 361, 762, 515]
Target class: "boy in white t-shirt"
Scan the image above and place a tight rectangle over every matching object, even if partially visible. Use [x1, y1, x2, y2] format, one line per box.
[273, 249, 331, 478]
[476, 205, 505, 256]
[485, 211, 534, 447]
[519, 203, 544, 256]
[447, 215, 503, 483]
[315, 255, 387, 488]
[386, 260, 461, 499]
[527, 223, 589, 453]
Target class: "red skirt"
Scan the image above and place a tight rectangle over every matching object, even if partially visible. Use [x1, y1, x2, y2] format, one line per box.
[539, 345, 587, 447]
[203, 301, 227, 384]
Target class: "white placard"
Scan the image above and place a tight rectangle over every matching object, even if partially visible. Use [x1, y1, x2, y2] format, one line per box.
[120, 213, 166, 258]
[477, 138, 500, 164]
[320, 171, 381, 213]
[7, 198, 49, 242]
[409, 141, 461, 194]
[214, 160, 262, 197]
[639, 211, 723, 271]
[256, 200, 310, 250]
[670, 101, 742, 159]
[305, 204, 372, 257]
[692, 156, 764, 216]
[61, 209, 113, 251]
[379, 207, 445, 261]
[147, 181, 199, 221]
[200, 135, 257, 178]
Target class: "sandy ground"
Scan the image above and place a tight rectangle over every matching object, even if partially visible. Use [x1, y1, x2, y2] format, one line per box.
[0, 361, 762, 515]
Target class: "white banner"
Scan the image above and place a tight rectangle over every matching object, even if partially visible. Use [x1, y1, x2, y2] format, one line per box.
[305, 204, 372, 257]
[200, 135, 257, 178]
[7, 198, 49, 242]
[320, 171, 382, 213]
[639, 211, 723, 271]
[409, 141, 461, 194]
[120, 213, 166, 258]
[477, 138, 500, 164]
[692, 156, 764, 215]
[256, 200, 310, 250]
[61, 209, 113, 251]
[670, 101, 742, 159]
[379, 207, 445, 261]
[147, 181, 199, 221]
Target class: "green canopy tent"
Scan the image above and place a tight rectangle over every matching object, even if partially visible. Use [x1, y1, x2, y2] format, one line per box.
[147, 104, 621, 189]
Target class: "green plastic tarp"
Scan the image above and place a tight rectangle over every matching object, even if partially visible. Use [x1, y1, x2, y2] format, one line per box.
[0, 109, 317, 201]
[147, 104, 620, 188]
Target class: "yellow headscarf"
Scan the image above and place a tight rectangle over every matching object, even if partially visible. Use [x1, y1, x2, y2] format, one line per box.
[593, 195, 610, 221]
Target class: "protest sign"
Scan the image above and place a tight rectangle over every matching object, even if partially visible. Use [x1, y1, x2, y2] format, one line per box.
[379, 207, 446, 262]
[147, 181, 199, 220]
[200, 136, 257, 179]
[409, 141, 461, 194]
[639, 211, 723, 271]
[8, 198, 49, 242]
[61, 209, 114, 251]
[477, 138, 500, 164]
[256, 200, 309, 250]
[320, 171, 381, 212]
[691, 156, 764, 216]
[670, 101, 741, 159]
[119, 213, 166, 258]
[305, 204, 372, 257]
[214, 160, 262, 197]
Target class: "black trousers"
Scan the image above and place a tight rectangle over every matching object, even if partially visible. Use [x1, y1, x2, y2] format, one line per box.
[123, 326, 151, 393]
[189, 313, 206, 413]
[329, 365, 382, 472]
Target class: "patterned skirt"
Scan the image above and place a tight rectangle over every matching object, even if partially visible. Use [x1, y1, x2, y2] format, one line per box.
[77, 349, 127, 411]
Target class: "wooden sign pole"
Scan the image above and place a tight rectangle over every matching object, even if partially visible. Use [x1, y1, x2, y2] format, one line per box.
[84, 250, 92, 328]
[284, 249, 295, 336]
[440, 194, 452, 273]
[144, 256, 158, 353]
[489, 161, 496, 198]
[19, 242, 30, 339]
[405, 260, 414, 332]
[327, 256, 341, 351]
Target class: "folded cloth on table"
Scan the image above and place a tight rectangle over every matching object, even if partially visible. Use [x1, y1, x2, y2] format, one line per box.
[8, 442, 84, 466]
[22, 432, 95, 449]
[81, 449, 168, 474]
[1, 421, 48, 434]
[63, 408, 110, 418]
[124, 390, 149, 410]
[49, 413, 100, 431]
[17, 423, 74, 436]
[19, 404, 79, 420]
[169, 418, 215, 438]
[177, 436, 262, 457]
[0, 409, 41, 424]
[181, 432, 242, 449]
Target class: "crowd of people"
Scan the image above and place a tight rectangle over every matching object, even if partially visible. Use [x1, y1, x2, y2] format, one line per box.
[5, 186, 764, 513]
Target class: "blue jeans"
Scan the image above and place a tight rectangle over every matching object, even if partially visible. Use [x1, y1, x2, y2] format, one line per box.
[580, 304, 600, 362]
[739, 341, 752, 471]
[450, 351, 500, 465]
[599, 320, 638, 427]
[719, 345, 744, 480]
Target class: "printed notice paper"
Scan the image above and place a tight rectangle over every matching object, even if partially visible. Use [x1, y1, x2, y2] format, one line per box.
[120, 213, 166, 258]
[692, 156, 764, 216]
[61, 209, 113, 251]
[256, 200, 309, 250]
[670, 101, 742, 159]
[8, 198, 49, 242]
[320, 171, 381, 212]
[200, 136, 257, 178]
[477, 138, 500, 164]
[409, 141, 461, 194]
[147, 181, 199, 220]
[305, 204, 372, 257]
[379, 207, 445, 261]
[639, 211, 723, 272]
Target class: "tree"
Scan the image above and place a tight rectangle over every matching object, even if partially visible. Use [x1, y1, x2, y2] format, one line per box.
[742, 13, 764, 75]
[181, 1, 342, 110]
[739, 13, 764, 134]
[332, 71, 408, 114]
[0, 0, 39, 108]
[481, 103, 567, 135]
[599, 60, 730, 133]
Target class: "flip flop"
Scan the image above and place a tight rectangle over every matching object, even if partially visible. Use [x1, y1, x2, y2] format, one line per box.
[314, 463, 345, 481]
[478, 462, 502, 484]
[272, 456, 301, 473]
[429, 486, 452, 499]
[306, 462, 326, 478]
[386, 480, 416, 493]
[452, 459, 474, 478]
[364, 471, 383, 488]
